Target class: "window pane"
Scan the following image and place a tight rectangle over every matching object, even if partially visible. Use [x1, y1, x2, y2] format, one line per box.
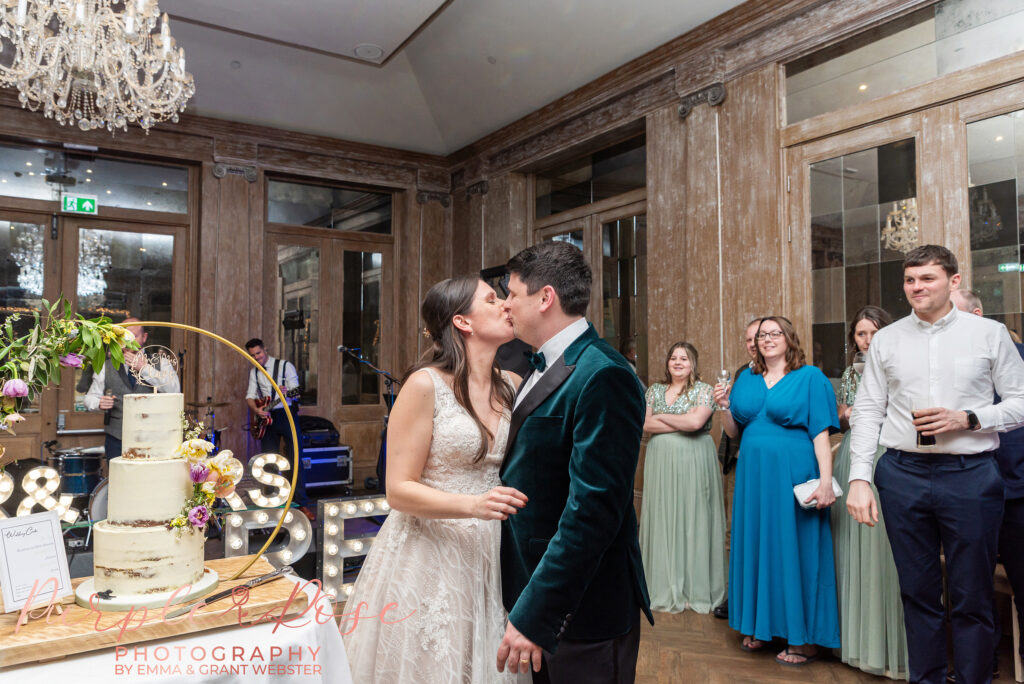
[786, 1, 1024, 124]
[535, 135, 646, 220]
[809, 139, 916, 380]
[0, 220, 46, 412]
[275, 245, 319, 406]
[601, 215, 647, 384]
[0, 143, 187, 213]
[341, 251, 383, 405]
[548, 230, 583, 251]
[967, 110, 1024, 329]
[75, 228, 175, 409]
[267, 180, 392, 233]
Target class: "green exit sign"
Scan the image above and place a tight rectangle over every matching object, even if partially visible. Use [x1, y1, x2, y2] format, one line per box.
[62, 194, 98, 215]
[998, 262, 1023, 273]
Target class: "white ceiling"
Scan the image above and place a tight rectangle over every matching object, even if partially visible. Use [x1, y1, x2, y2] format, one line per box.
[160, 0, 746, 156]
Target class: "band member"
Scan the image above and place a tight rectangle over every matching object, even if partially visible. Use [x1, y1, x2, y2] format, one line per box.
[84, 318, 181, 460]
[244, 338, 300, 457]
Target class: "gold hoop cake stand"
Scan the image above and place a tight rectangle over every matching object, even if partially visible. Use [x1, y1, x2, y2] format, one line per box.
[74, 322, 299, 610]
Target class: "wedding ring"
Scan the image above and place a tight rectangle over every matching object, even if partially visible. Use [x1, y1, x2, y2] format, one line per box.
[520, 659, 530, 664]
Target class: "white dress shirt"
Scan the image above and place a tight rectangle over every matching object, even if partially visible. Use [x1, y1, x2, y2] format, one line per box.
[245, 355, 300, 410]
[514, 318, 590, 410]
[848, 304, 1024, 482]
[83, 359, 181, 409]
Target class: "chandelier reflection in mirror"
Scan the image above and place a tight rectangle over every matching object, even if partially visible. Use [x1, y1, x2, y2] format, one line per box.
[881, 197, 920, 254]
[0, 0, 195, 132]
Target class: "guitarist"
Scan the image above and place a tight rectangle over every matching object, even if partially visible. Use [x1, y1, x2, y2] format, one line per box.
[244, 338, 301, 457]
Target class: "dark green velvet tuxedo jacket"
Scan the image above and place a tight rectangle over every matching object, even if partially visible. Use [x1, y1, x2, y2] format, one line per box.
[500, 325, 653, 653]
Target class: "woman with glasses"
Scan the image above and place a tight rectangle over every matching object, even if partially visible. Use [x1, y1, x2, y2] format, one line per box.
[713, 316, 840, 666]
[639, 342, 725, 614]
[830, 306, 908, 679]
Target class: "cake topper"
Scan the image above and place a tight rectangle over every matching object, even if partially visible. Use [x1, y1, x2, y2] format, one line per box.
[126, 345, 179, 392]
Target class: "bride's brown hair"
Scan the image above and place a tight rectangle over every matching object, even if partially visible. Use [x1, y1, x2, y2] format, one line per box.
[408, 276, 515, 461]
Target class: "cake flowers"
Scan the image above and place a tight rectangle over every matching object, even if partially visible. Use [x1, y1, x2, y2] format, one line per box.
[171, 430, 243, 535]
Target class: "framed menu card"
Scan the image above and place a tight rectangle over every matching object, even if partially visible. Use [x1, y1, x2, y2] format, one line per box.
[0, 511, 72, 612]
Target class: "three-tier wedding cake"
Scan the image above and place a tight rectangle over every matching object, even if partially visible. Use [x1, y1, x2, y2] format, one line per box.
[76, 392, 218, 610]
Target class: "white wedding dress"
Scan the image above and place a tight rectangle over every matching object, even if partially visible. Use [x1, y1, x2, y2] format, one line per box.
[342, 368, 526, 683]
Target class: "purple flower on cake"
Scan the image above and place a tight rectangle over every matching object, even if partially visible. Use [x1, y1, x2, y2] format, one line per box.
[187, 505, 210, 527]
[1, 379, 28, 397]
[58, 353, 85, 368]
[189, 462, 210, 483]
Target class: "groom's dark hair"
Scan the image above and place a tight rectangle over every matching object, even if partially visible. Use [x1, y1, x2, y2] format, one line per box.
[506, 241, 592, 316]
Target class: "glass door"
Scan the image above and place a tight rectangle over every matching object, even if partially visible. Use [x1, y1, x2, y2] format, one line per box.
[59, 217, 186, 438]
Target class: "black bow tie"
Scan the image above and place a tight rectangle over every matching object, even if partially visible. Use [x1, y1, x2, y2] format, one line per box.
[524, 351, 547, 373]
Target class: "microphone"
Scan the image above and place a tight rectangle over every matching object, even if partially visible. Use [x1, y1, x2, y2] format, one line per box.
[337, 345, 361, 357]
[337, 345, 350, 353]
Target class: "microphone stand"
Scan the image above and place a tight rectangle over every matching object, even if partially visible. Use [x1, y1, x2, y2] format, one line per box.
[338, 346, 400, 492]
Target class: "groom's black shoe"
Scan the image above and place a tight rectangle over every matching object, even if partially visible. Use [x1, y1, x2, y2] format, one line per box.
[713, 601, 728, 619]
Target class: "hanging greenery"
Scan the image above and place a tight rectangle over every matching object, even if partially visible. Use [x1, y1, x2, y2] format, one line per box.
[0, 298, 138, 439]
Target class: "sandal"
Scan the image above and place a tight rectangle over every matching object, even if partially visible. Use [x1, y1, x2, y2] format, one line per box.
[776, 646, 820, 667]
[739, 636, 764, 652]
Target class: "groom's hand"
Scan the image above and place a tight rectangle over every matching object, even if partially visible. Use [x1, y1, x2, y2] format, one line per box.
[496, 619, 542, 674]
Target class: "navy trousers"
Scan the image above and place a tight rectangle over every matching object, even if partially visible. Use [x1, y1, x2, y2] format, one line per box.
[875, 450, 1004, 684]
[1000, 497, 1024, 658]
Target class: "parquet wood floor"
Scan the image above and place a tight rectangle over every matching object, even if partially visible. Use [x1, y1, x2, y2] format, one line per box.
[635, 608, 1018, 683]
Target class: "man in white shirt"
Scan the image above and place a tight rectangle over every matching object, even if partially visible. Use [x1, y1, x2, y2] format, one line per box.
[244, 338, 300, 456]
[847, 245, 1024, 684]
[84, 318, 180, 459]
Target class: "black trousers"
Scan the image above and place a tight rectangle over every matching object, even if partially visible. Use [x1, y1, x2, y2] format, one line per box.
[259, 406, 298, 456]
[532, 615, 641, 684]
[875, 450, 1004, 684]
[999, 497, 1024, 658]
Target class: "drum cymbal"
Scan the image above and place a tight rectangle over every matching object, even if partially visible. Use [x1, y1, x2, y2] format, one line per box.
[186, 400, 230, 408]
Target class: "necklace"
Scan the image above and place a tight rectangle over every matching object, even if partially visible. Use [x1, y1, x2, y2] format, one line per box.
[764, 372, 785, 388]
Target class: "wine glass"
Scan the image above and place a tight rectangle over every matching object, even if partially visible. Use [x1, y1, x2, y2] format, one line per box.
[852, 351, 866, 375]
[717, 369, 731, 388]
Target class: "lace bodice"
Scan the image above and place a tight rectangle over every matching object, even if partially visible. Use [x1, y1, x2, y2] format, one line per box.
[418, 368, 510, 496]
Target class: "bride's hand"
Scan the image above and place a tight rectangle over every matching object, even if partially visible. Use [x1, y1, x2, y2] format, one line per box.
[470, 486, 528, 520]
[713, 382, 731, 409]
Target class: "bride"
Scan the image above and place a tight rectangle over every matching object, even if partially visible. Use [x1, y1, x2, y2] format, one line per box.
[342, 276, 529, 683]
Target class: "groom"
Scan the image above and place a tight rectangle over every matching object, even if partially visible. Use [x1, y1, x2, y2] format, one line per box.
[496, 241, 653, 683]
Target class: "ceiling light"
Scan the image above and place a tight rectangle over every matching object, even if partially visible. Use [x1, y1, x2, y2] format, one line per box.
[139, 247, 146, 252]
[353, 44, 384, 61]
[85, 178, 91, 182]
[0, 3, 195, 132]
[996, 135, 1004, 142]
[858, 84, 868, 91]
[86, 169, 93, 173]
[106, 190, 111, 194]
[146, 201, 152, 205]
[28, 172, 34, 176]
[1, 179, 6, 183]
[161, 181, 167, 186]
[25, 162, 32, 167]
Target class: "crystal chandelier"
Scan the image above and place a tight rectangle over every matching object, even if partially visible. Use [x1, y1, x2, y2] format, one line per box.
[881, 197, 919, 254]
[0, 0, 195, 132]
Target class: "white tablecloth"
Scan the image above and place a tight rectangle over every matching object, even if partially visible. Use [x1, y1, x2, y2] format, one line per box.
[0, 575, 352, 684]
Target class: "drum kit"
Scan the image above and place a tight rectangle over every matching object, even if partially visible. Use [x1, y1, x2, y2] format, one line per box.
[18, 398, 233, 525]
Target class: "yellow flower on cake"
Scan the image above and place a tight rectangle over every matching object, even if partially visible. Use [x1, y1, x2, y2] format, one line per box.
[175, 438, 215, 461]
[205, 451, 243, 497]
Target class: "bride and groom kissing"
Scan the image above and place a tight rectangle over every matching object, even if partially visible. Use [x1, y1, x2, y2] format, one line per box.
[341, 241, 653, 684]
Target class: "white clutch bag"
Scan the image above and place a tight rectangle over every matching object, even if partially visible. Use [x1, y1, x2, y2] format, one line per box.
[793, 477, 843, 509]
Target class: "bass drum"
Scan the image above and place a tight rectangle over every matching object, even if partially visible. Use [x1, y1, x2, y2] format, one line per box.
[89, 478, 109, 522]
[0, 458, 43, 518]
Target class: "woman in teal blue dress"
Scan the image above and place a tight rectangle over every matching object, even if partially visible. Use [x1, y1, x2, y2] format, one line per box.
[714, 315, 840, 666]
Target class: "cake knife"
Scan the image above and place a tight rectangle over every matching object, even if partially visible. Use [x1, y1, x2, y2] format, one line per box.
[165, 565, 293, 619]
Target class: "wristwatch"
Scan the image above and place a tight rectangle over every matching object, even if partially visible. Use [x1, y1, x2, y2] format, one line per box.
[964, 410, 981, 431]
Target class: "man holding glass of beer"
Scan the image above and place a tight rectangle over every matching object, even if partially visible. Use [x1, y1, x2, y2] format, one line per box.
[846, 244, 1024, 684]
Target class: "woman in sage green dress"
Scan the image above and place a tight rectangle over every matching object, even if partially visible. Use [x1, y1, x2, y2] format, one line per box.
[639, 341, 725, 613]
[830, 305, 909, 680]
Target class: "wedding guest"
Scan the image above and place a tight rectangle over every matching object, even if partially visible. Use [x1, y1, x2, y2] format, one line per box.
[830, 305, 908, 679]
[713, 317, 762, 621]
[847, 246, 1024, 684]
[714, 316, 840, 666]
[639, 342, 725, 614]
[952, 287, 1024, 678]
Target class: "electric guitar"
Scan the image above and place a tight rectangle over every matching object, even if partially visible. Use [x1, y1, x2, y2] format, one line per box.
[250, 388, 302, 440]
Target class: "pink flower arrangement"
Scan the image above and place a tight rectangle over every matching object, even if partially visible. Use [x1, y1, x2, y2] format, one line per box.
[187, 505, 210, 528]
[1, 379, 28, 398]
